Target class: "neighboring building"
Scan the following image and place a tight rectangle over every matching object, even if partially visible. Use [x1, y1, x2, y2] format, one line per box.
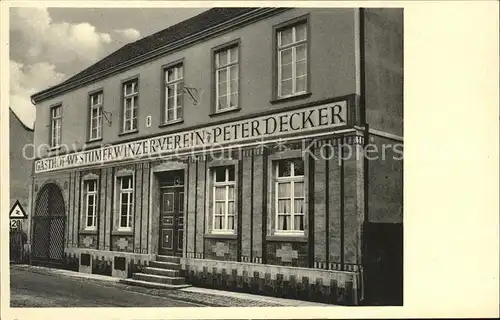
[10, 108, 34, 210]
[29, 8, 403, 305]
[10, 107, 34, 261]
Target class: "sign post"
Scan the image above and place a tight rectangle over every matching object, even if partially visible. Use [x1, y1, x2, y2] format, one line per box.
[9, 200, 28, 262]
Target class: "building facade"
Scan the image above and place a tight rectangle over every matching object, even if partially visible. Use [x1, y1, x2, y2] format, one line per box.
[10, 108, 34, 262]
[30, 8, 403, 305]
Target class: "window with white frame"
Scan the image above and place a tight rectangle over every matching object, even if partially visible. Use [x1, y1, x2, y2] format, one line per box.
[83, 179, 98, 230]
[277, 22, 308, 98]
[89, 92, 103, 140]
[122, 80, 138, 133]
[212, 166, 235, 232]
[50, 105, 62, 147]
[215, 45, 239, 112]
[164, 65, 184, 123]
[118, 176, 134, 229]
[275, 159, 305, 233]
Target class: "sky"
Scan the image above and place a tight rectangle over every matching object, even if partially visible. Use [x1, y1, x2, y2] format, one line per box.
[9, 7, 207, 130]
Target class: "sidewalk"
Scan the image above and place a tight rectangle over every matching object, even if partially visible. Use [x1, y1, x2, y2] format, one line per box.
[12, 264, 121, 283]
[180, 287, 331, 307]
[11, 264, 334, 307]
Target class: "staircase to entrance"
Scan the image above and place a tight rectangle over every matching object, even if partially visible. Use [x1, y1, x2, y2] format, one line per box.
[120, 255, 190, 289]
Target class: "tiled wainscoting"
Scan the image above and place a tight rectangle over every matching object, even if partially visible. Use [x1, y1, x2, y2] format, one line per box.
[65, 248, 153, 278]
[182, 258, 361, 305]
[58, 249, 362, 305]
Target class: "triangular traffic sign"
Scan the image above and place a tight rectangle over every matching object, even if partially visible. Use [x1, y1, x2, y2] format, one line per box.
[9, 200, 28, 219]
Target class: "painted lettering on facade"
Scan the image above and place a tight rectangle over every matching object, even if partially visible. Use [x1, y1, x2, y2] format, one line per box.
[35, 101, 348, 173]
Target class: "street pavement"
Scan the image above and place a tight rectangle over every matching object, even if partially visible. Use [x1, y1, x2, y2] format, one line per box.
[10, 265, 204, 307]
[10, 265, 328, 307]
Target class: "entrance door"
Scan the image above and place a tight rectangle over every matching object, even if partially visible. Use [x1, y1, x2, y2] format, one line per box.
[159, 187, 184, 256]
[363, 222, 403, 305]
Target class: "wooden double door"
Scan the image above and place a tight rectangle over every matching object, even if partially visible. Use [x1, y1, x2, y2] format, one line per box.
[158, 186, 184, 256]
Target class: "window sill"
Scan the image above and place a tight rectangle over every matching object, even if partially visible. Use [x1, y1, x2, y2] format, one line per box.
[204, 233, 237, 240]
[48, 145, 62, 152]
[79, 229, 98, 235]
[159, 119, 184, 128]
[270, 92, 312, 105]
[266, 234, 307, 243]
[118, 130, 139, 137]
[86, 138, 103, 144]
[209, 107, 241, 117]
[112, 230, 134, 236]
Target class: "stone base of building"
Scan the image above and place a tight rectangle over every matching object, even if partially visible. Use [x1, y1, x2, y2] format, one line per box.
[31, 247, 363, 305]
[182, 257, 361, 305]
[64, 248, 154, 278]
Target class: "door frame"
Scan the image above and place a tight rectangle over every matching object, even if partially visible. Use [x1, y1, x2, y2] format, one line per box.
[149, 164, 187, 257]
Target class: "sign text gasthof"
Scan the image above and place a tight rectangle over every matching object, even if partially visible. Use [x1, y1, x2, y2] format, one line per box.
[35, 101, 348, 173]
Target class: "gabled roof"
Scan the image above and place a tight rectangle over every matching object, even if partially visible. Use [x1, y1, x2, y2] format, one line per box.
[31, 8, 259, 103]
[9, 107, 34, 132]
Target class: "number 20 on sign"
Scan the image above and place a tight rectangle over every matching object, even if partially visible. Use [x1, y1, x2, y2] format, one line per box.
[10, 219, 22, 231]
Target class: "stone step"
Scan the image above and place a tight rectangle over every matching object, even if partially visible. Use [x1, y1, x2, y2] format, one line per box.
[120, 278, 190, 290]
[143, 267, 181, 277]
[133, 273, 185, 285]
[156, 255, 181, 264]
[149, 260, 182, 270]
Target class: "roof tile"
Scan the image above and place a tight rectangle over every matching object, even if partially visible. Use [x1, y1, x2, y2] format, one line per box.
[58, 8, 255, 88]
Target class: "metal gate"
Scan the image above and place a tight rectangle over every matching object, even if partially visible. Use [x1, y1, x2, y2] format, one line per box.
[31, 183, 66, 263]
